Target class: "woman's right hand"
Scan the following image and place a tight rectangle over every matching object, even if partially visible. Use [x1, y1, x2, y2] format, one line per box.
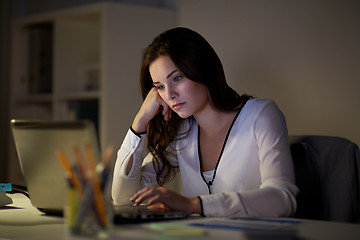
[132, 87, 171, 133]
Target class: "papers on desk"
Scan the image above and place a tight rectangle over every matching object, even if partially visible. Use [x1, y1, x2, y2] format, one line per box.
[190, 218, 301, 239]
[190, 218, 302, 231]
[148, 218, 301, 239]
[150, 223, 207, 237]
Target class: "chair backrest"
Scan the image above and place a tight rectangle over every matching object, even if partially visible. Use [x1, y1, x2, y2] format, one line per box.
[289, 135, 360, 223]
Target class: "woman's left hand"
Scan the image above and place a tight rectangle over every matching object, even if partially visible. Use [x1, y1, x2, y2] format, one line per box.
[129, 187, 201, 214]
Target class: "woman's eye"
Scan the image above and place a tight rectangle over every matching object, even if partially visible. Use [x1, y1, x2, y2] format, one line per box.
[156, 85, 164, 90]
[174, 75, 182, 82]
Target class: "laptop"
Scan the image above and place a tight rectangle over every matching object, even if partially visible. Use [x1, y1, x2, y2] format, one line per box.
[10, 119, 188, 222]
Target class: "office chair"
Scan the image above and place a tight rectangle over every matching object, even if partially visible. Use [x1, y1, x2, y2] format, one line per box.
[289, 135, 360, 223]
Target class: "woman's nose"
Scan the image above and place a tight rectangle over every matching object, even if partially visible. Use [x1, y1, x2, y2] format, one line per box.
[165, 86, 177, 100]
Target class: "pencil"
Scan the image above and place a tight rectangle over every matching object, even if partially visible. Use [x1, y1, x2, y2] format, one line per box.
[55, 150, 84, 195]
[84, 143, 107, 227]
[73, 146, 88, 181]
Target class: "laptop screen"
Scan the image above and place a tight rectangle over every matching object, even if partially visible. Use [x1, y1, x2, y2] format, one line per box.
[10, 120, 100, 214]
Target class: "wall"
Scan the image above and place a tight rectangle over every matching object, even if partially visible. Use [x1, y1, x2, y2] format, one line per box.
[179, 0, 360, 146]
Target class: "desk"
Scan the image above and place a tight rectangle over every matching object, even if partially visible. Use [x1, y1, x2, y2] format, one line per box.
[1, 193, 360, 240]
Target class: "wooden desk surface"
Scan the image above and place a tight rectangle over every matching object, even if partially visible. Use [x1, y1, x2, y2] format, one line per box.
[1, 193, 360, 240]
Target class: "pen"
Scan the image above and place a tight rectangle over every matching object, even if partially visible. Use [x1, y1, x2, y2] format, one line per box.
[55, 150, 84, 195]
[84, 143, 107, 228]
[73, 182, 95, 229]
[98, 145, 114, 189]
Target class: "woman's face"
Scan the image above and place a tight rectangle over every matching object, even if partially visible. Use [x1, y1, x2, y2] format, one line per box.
[149, 55, 210, 119]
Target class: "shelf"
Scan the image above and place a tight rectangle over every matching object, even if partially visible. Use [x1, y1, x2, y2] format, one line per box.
[15, 93, 53, 103]
[15, 91, 100, 104]
[55, 91, 100, 101]
[9, 2, 177, 187]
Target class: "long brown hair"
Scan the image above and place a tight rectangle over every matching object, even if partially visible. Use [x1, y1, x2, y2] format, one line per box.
[140, 27, 252, 185]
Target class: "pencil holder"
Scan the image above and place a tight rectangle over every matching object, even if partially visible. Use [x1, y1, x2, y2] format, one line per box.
[56, 145, 114, 238]
[64, 167, 113, 238]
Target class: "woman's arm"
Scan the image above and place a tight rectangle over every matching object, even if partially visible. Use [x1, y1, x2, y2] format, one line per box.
[111, 128, 148, 205]
[112, 87, 171, 204]
[199, 184, 298, 218]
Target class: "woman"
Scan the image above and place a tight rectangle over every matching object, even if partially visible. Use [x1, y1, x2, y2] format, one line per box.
[111, 27, 298, 218]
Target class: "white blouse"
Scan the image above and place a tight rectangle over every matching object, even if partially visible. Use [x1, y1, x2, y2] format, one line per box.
[111, 99, 299, 218]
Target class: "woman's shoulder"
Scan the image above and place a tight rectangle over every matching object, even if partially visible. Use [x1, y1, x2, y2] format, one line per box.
[238, 98, 284, 125]
[242, 98, 278, 113]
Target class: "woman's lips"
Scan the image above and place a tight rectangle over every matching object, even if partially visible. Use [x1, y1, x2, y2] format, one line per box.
[172, 103, 184, 111]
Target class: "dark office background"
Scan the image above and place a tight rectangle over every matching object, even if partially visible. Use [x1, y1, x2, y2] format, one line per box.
[1, 0, 359, 184]
[0, 0, 177, 182]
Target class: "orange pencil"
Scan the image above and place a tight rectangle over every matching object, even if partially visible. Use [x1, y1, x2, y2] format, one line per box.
[73, 146, 88, 181]
[84, 143, 107, 227]
[55, 150, 84, 195]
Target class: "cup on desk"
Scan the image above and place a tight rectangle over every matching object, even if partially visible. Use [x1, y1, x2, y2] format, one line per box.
[57, 145, 114, 238]
[65, 175, 113, 237]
